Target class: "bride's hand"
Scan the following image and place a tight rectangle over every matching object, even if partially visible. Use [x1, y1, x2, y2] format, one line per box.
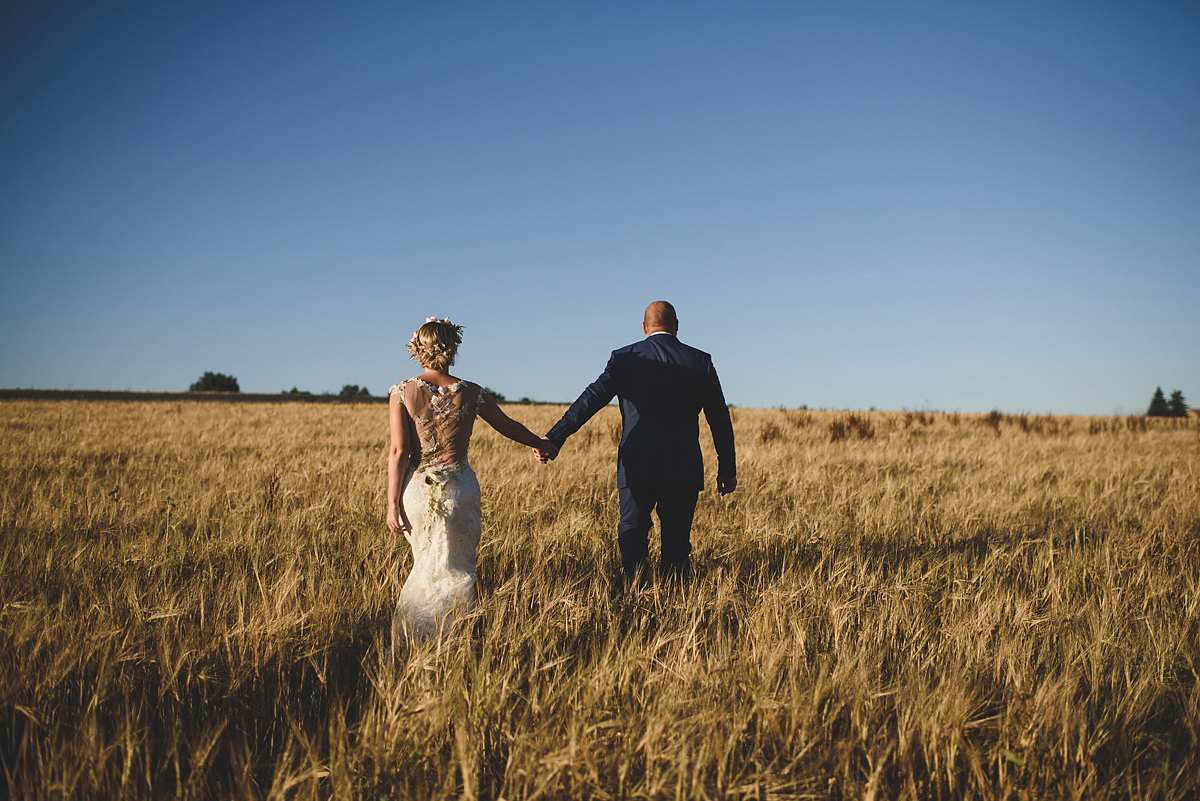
[387, 507, 411, 535]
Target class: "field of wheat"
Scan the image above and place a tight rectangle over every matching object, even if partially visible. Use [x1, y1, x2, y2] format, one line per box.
[1, 398, 1197, 799]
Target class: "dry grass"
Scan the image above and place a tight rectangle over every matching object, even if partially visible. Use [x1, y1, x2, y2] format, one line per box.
[1, 400, 1198, 799]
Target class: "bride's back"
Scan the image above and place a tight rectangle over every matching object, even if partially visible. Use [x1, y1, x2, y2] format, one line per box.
[391, 378, 483, 472]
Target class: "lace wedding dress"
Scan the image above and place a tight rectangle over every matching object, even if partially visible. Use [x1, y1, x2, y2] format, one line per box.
[389, 378, 487, 647]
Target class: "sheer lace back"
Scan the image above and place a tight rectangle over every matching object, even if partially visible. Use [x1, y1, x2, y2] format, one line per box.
[389, 379, 485, 472]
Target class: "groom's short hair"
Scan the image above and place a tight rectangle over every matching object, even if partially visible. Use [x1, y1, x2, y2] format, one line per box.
[644, 300, 678, 330]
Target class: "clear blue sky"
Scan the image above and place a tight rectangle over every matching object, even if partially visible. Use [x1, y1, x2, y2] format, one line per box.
[2, 1, 1197, 413]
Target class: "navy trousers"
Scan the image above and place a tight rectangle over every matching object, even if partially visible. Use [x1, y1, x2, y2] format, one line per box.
[617, 482, 700, 579]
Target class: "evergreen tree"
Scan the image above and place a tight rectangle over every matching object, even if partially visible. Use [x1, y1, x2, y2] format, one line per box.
[190, 372, 240, 392]
[1167, 389, 1188, 417]
[1146, 387, 1168, 416]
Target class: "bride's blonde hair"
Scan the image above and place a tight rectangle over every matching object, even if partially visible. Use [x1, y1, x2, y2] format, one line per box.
[406, 317, 463, 371]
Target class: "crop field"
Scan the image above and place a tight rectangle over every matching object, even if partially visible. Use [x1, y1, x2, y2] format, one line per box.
[1, 398, 1197, 799]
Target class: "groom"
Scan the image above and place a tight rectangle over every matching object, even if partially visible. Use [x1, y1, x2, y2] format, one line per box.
[537, 301, 736, 582]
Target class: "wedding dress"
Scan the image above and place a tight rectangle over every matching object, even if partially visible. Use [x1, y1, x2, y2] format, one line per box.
[389, 378, 486, 647]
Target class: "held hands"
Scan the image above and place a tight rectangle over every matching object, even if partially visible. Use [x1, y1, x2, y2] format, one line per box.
[532, 438, 559, 464]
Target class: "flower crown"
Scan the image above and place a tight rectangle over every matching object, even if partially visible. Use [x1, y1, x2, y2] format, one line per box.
[406, 317, 463, 364]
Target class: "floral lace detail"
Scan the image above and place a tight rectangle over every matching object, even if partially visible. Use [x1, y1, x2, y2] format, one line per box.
[392, 378, 482, 472]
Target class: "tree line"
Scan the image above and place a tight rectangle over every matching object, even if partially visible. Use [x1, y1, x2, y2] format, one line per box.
[189, 372, 513, 402]
[192, 373, 1188, 415]
[190, 372, 367, 399]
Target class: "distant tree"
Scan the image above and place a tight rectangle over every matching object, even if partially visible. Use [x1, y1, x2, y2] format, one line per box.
[190, 372, 239, 392]
[1146, 387, 1169, 417]
[1167, 389, 1188, 417]
[339, 384, 371, 400]
[283, 387, 312, 395]
[482, 387, 506, 403]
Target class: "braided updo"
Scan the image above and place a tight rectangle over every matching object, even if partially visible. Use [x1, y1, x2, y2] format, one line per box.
[406, 317, 463, 372]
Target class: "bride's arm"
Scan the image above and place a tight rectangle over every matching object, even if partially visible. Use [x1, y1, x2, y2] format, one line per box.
[478, 392, 558, 455]
[387, 394, 416, 535]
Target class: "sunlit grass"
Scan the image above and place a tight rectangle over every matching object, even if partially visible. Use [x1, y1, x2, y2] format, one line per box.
[2, 400, 1197, 798]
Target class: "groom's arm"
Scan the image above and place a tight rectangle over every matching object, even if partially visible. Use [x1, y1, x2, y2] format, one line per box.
[546, 353, 620, 449]
[702, 360, 736, 494]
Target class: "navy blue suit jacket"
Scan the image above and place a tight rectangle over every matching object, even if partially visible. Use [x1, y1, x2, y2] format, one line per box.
[547, 333, 736, 490]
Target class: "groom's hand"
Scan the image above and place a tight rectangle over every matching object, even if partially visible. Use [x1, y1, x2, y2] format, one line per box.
[717, 474, 736, 495]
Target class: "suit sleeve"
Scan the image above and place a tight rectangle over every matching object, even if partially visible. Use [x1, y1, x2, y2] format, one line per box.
[546, 353, 620, 448]
[702, 361, 736, 481]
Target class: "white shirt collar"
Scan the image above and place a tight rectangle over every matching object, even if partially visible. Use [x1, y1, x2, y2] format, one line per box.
[648, 330, 675, 337]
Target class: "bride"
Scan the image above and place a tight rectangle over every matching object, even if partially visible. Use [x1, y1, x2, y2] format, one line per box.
[387, 317, 556, 648]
